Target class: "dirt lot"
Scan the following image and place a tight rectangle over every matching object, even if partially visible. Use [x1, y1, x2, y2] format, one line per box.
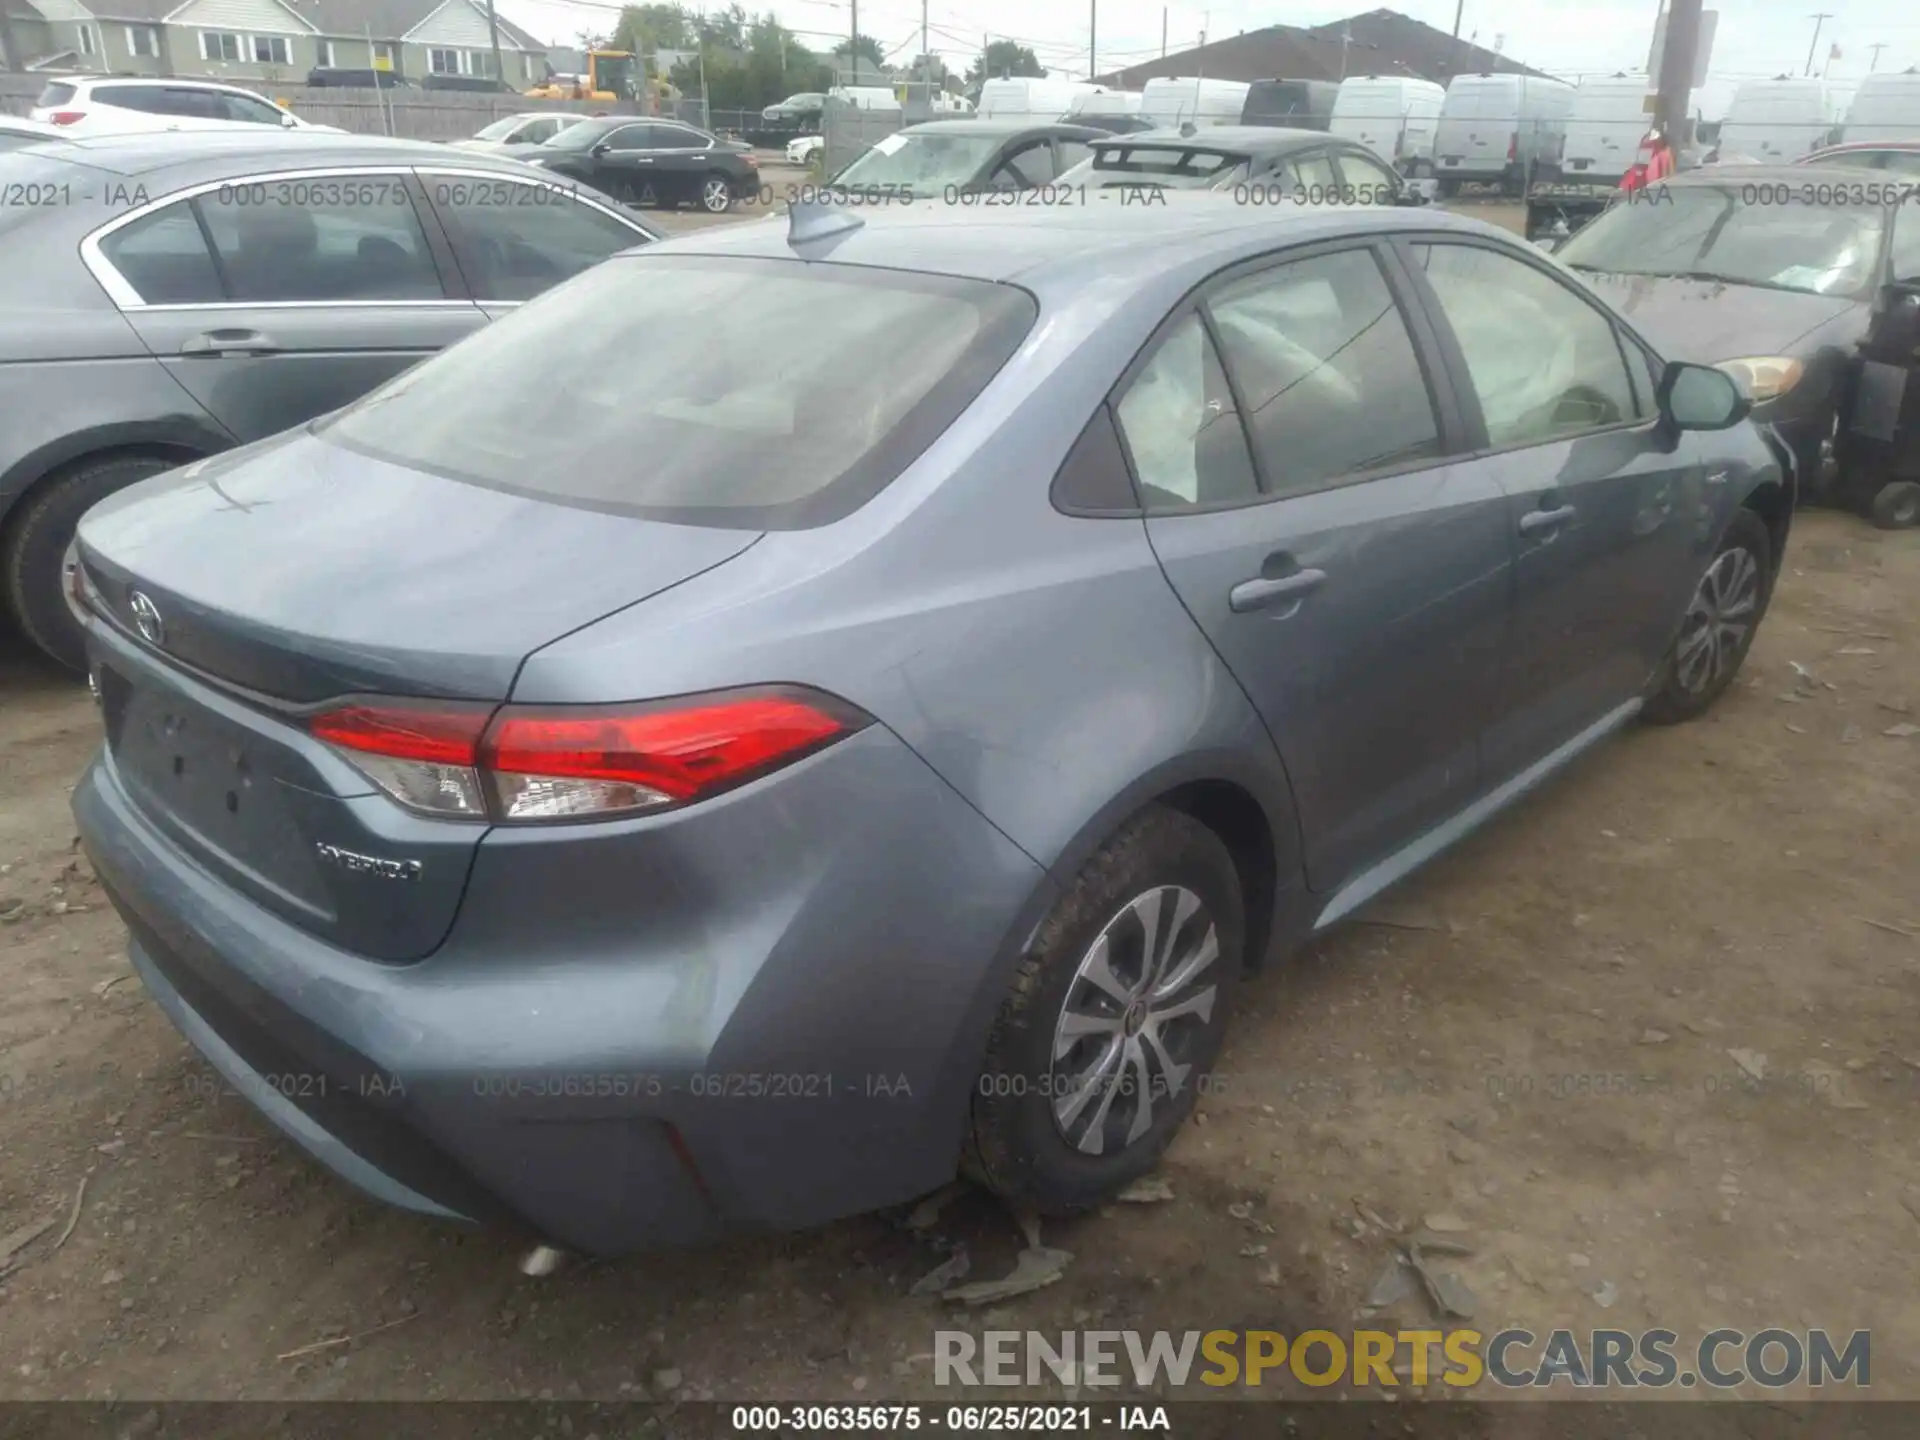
[2, 189, 1918, 1410]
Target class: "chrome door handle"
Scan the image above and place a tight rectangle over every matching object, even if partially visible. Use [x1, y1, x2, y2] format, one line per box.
[180, 330, 279, 358]
[1229, 568, 1327, 614]
[1518, 503, 1577, 536]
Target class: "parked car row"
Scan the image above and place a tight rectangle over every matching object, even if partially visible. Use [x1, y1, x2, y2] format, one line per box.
[45, 173, 1798, 1258]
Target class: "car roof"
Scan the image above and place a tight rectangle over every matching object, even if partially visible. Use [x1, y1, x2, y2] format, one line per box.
[1675, 161, 1891, 185]
[898, 119, 1100, 138]
[644, 192, 1503, 291]
[6, 128, 549, 179]
[1095, 124, 1337, 153]
[1807, 139, 1920, 153]
[63, 75, 264, 93]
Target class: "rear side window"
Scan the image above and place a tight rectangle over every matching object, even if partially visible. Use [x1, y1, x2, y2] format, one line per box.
[94, 84, 166, 113]
[194, 182, 444, 301]
[428, 177, 649, 300]
[36, 82, 76, 107]
[1207, 249, 1442, 495]
[1114, 311, 1259, 510]
[320, 256, 1037, 528]
[97, 203, 224, 304]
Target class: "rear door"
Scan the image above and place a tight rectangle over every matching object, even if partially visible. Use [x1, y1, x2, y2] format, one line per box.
[1397, 236, 1705, 780]
[1439, 81, 1513, 178]
[1129, 241, 1512, 894]
[646, 123, 718, 203]
[88, 167, 484, 442]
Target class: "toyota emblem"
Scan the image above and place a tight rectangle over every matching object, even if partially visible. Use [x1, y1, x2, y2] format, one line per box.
[128, 590, 165, 647]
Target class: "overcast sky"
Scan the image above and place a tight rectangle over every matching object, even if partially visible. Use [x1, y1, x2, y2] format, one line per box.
[494, 0, 1920, 117]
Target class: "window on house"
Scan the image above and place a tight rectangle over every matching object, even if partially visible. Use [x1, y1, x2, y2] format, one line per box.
[374, 42, 397, 68]
[253, 35, 291, 65]
[200, 31, 242, 62]
[471, 49, 497, 77]
[429, 48, 461, 74]
[126, 26, 158, 57]
[79, 25, 98, 55]
[316, 39, 335, 67]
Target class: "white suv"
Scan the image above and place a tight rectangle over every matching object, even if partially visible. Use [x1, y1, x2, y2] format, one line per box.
[29, 77, 342, 138]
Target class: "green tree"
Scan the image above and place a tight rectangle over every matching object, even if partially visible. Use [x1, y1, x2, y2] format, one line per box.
[610, 4, 692, 55]
[832, 33, 886, 75]
[966, 39, 1044, 85]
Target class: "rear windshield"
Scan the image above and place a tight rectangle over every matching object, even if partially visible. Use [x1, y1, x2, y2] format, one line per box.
[37, 82, 76, 106]
[319, 255, 1037, 529]
[1085, 143, 1249, 189]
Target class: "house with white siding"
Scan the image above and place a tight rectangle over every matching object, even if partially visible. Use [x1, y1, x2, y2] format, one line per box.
[2, 0, 548, 87]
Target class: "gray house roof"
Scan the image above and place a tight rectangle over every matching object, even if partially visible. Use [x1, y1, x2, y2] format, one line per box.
[284, 0, 542, 47]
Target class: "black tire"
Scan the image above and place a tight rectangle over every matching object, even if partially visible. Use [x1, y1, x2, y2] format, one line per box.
[1437, 178, 1460, 199]
[3, 454, 176, 674]
[1869, 480, 1920, 530]
[964, 806, 1244, 1214]
[1643, 508, 1774, 725]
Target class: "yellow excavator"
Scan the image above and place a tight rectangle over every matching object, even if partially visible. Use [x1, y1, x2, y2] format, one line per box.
[525, 50, 640, 103]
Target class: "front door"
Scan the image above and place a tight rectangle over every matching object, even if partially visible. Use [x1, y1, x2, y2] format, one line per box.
[584, 122, 666, 204]
[1397, 237, 1706, 779]
[94, 171, 484, 441]
[1128, 242, 1512, 893]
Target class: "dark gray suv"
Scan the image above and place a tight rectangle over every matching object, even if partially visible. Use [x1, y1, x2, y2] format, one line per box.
[0, 130, 657, 670]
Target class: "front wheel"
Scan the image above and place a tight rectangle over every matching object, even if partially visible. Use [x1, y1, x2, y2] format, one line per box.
[1870, 480, 1920, 530]
[700, 173, 733, 213]
[1643, 508, 1774, 724]
[964, 807, 1243, 1214]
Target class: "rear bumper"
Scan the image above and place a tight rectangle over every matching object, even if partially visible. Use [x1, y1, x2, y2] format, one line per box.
[75, 720, 1051, 1255]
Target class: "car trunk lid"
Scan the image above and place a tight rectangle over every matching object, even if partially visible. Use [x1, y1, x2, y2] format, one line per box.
[76, 429, 761, 961]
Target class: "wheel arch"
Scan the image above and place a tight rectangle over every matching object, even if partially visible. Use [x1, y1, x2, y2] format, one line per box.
[1, 420, 228, 534]
[1739, 476, 1792, 573]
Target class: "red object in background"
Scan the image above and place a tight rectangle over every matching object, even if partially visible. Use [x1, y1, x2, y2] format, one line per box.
[1619, 133, 1675, 193]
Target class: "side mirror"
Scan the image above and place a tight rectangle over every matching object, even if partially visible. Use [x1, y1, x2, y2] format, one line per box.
[1658, 361, 1750, 431]
[591, 141, 611, 156]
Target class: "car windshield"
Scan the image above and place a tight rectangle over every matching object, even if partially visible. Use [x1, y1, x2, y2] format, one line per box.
[833, 131, 1004, 191]
[1082, 143, 1251, 190]
[1556, 185, 1888, 296]
[319, 256, 1037, 529]
[472, 116, 526, 141]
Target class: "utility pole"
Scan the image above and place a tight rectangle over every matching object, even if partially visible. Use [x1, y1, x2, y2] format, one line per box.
[849, 0, 859, 82]
[920, 0, 927, 86]
[1869, 41, 1886, 71]
[1803, 13, 1831, 76]
[1089, 0, 1095, 82]
[1449, 0, 1465, 78]
[485, 0, 504, 88]
[1652, 0, 1704, 145]
[0, 1, 21, 72]
[1160, 7, 1167, 58]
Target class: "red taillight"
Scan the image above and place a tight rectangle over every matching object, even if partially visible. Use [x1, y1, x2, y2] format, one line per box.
[49, 110, 85, 125]
[308, 687, 864, 824]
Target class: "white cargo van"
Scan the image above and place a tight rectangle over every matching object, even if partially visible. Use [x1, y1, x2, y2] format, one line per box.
[1139, 76, 1251, 129]
[1717, 79, 1838, 161]
[829, 85, 903, 113]
[1066, 89, 1141, 121]
[1560, 74, 1652, 184]
[1329, 75, 1445, 169]
[978, 77, 1101, 121]
[1433, 73, 1575, 194]
[1840, 69, 1920, 143]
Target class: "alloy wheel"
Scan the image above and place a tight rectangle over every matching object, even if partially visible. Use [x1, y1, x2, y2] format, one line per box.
[1674, 545, 1761, 695]
[1049, 885, 1219, 1157]
[702, 177, 732, 212]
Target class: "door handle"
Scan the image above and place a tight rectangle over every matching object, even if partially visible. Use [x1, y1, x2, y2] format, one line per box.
[179, 330, 280, 358]
[1518, 503, 1577, 537]
[1229, 567, 1327, 614]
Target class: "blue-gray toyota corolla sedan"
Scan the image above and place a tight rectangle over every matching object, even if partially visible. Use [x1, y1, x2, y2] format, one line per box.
[70, 197, 1791, 1255]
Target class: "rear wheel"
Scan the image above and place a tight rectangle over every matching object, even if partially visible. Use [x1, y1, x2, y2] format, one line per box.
[700, 173, 733, 212]
[1643, 508, 1774, 724]
[965, 807, 1243, 1213]
[3, 454, 177, 674]
[1870, 480, 1920, 530]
